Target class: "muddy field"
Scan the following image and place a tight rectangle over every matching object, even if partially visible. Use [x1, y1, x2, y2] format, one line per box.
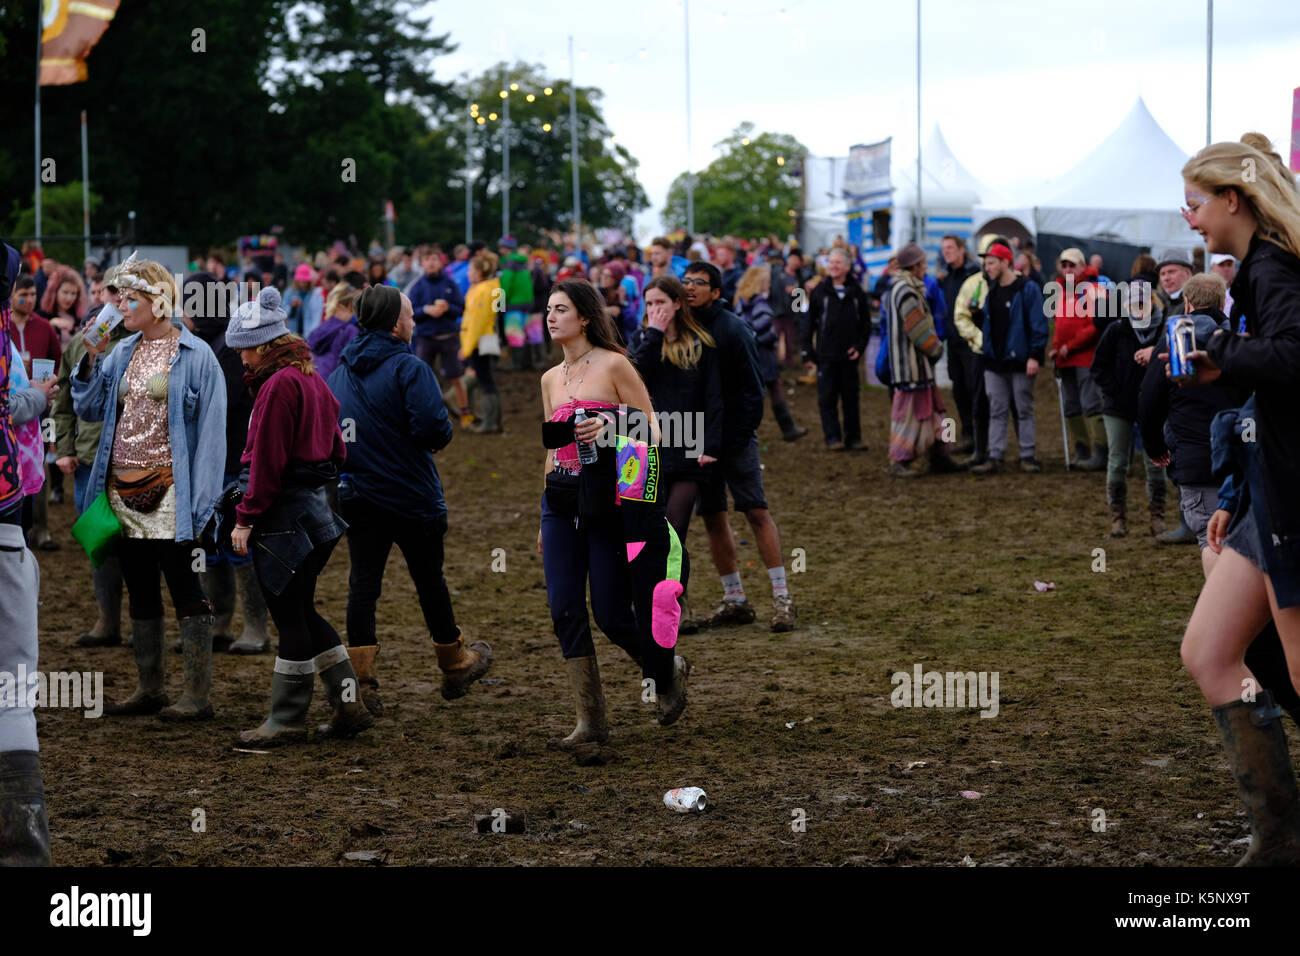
[32, 355, 1273, 867]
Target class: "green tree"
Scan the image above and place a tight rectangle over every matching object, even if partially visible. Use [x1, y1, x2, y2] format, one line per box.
[451, 62, 648, 242]
[664, 123, 807, 236]
[277, 0, 457, 118]
[1, 0, 294, 252]
[7, 182, 102, 266]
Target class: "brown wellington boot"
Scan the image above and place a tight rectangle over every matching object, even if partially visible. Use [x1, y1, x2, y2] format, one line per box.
[158, 614, 215, 722]
[547, 655, 610, 750]
[103, 618, 170, 716]
[1212, 691, 1300, 866]
[314, 645, 375, 739]
[1109, 501, 1127, 538]
[433, 628, 493, 701]
[0, 751, 51, 865]
[1149, 500, 1166, 538]
[348, 644, 382, 716]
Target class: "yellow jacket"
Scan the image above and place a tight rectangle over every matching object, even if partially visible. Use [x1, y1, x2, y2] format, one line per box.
[953, 270, 989, 353]
[460, 277, 500, 357]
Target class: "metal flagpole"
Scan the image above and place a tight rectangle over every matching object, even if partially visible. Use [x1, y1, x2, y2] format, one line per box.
[466, 107, 473, 244]
[684, 0, 694, 235]
[915, 0, 922, 243]
[569, 36, 581, 244]
[35, 1, 43, 243]
[82, 111, 91, 261]
[1206, 0, 1213, 146]
[502, 77, 510, 240]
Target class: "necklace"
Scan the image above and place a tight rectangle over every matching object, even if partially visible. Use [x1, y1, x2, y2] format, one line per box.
[562, 346, 595, 399]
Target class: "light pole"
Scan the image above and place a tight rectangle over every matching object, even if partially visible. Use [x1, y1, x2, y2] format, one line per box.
[465, 104, 474, 244]
[501, 84, 511, 240]
[570, 36, 581, 247]
[684, 0, 694, 235]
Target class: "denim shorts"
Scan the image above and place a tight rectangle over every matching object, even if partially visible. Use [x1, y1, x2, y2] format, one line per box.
[1228, 483, 1300, 609]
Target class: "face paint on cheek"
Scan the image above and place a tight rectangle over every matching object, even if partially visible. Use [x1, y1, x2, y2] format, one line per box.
[127, 300, 140, 311]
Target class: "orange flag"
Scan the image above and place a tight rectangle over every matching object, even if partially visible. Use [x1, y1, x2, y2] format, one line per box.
[39, 0, 120, 86]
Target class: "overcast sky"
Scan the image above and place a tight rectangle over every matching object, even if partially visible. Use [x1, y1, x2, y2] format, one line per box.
[429, 0, 1299, 238]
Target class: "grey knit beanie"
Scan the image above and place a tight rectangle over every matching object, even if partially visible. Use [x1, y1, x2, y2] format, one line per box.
[226, 287, 289, 349]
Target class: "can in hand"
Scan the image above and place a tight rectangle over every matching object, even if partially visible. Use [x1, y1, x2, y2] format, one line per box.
[1167, 315, 1197, 383]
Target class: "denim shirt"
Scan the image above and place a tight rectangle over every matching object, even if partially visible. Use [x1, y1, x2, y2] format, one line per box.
[70, 327, 227, 543]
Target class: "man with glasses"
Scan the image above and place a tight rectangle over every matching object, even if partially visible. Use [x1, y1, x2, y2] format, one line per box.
[681, 263, 797, 632]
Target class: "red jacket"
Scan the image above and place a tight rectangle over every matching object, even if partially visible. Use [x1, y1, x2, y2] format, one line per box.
[237, 365, 346, 526]
[1051, 278, 1098, 368]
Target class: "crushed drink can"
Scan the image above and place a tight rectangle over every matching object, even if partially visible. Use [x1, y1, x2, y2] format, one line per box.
[1167, 315, 1197, 383]
[82, 302, 124, 350]
[663, 787, 707, 812]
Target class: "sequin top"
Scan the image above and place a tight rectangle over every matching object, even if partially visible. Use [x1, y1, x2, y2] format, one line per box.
[110, 335, 178, 470]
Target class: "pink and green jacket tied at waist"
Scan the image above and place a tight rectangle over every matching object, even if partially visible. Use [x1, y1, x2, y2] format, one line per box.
[546, 400, 686, 652]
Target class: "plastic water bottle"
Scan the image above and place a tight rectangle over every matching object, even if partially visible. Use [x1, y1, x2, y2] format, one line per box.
[574, 408, 599, 465]
[663, 787, 707, 812]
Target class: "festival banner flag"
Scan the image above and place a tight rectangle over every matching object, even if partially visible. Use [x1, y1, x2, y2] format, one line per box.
[39, 0, 120, 86]
[1291, 87, 1300, 172]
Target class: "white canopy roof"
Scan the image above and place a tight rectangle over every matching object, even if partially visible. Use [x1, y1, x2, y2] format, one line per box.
[974, 98, 1200, 248]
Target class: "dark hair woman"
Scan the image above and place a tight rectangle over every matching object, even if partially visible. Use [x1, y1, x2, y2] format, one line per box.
[224, 288, 373, 745]
[538, 278, 690, 746]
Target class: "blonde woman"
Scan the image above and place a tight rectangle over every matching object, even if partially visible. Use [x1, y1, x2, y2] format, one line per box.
[1177, 132, 1300, 864]
[460, 250, 503, 433]
[735, 265, 806, 440]
[306, 281, 359, 383]
[71, 253, 226, 721]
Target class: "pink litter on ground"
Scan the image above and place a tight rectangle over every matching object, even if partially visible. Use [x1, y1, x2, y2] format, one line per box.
[961, 790, 983, 799]
[1033, 581, 1056, 592]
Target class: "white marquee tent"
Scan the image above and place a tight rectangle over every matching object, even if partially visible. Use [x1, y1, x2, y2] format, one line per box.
[973, 98, 1200, 252]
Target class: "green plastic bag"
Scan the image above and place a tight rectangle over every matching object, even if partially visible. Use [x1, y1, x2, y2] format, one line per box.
[71, 490, 123, 568]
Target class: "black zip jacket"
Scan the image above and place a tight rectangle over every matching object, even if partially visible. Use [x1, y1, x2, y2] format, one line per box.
[801, 276, 871, 362]
[1091, 318, 1149, 420]
[940, 257, 980, 341]
[628, 326, 723, 477]
[1205, 236, 1300, 539]
[696, 300, 764, 451]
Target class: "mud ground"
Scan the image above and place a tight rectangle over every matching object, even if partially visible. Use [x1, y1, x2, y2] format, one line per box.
[31, 354, 1274, 866]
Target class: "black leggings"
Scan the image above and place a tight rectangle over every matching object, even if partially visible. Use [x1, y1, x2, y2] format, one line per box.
[259, 538, 344, 661]
[765, 378, 783, 411]
[341, 497, 458, 646]
[663, 478, 698, 544]
[471, 353, 498, 394]
[118, 538, 212, 621]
